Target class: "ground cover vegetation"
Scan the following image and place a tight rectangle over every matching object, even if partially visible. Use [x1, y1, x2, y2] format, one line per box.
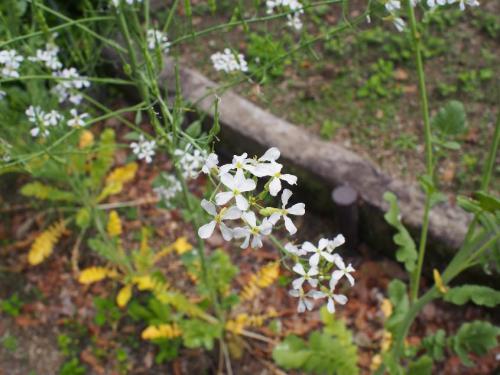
[0, 0, 499, 374]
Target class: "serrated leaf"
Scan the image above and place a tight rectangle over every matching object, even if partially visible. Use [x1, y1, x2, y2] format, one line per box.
[76, 207, 91, 229]
[179, 319, 222, 350]
[272, 335, 311, 369]
[386, 279, 409, 332]
[450, 321, 500, 366]
[90, 128, 116, 189]
[422, 329, 446, 361]
[444, 285, 500, 308]
[408, 355, 433, 375]
[431, 100, 467, 136]
[383, 192, 418, 272]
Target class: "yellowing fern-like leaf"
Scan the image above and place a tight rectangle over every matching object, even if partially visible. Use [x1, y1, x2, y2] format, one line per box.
[226, 309, 278, 334]
[240, 262, 280, 301]
[21, 182, 75, 202]
[105, 162, 138, 186]
[79, 130, 94, 149]
[116, 284, 133, 308]
[154, 236, 194, 263]
[107, 210, 122, 237]
[141, 324, 182, 340]
[132, 275, 168, 293]
[78, 266, 115, 284]
[28, 220, 66, 265]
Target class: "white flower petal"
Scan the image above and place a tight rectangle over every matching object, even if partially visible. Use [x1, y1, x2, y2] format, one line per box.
[302, 242, 317, 253]
[215, 191, 233, 206]
[260, 147, 280, 162]
[280, 174, 297, 185]
[292, 277, 305, 290]
[327, 297, 335, 313]
[283, 215, 297, 235]
[334, 294, 348, 305]
[269, 177, 281, 196]
[198, 220, 216, 239]
[219, 223, 233, 241]
[201, 199, 217, 216]
[309, 252, 320, 267]
[281, 189, 292, 207]
[222, 206, 242, 220]
[287, 203, 305, 216]
[242, 211, 257, 227]
[292, 263, 305, 276]
[235, 194, 249, 211]
[346, 273, 355, 286]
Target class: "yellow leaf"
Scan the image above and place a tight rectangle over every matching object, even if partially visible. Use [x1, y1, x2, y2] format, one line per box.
[132, 275, 168, 293]
[240, 261, 280, 301]
[433, 269, 448, 294]
[78, 266, 114, 284]
[97, 182, 123, 202]
[106, 163, 138, 186]
[79, 130, 94, 149]
[381, 298, 393, 318]
[172, 237, 193, 255]
[107, 210, 122, 237]
[116, 284, 133, 308]
[28, 220, 66, 266]
[141, 324, 182, 340]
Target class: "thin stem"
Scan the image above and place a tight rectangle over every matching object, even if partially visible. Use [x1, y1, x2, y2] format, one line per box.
[405, 0, 434, 303]
[480, 111, 500, 191]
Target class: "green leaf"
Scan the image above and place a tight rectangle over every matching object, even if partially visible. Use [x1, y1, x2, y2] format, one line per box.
[422, 329, 446, 361]
[272, 335, 311, 369]
[444, 285, 500, 308]
[185, 120, 202, 138]
[431, 100, 467, 136]
[90, 129, 116, 189]
[273, 312, 358, 375]
[408, 355, 433, 375]
[474, 191, 500, 213]
[76, 207, 91, 229]
[386, 279, 409, 333]
[21, 182, 76, 202]
[450, 321, 500, 366]
[383, 192, 418, 272]
[179, 319, 222, 350]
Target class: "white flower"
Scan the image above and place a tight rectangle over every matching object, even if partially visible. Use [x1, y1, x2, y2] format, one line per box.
[154, 175, 181, 202]
[233, 211, 273, 248]
[269, 189, 305, 234]
[254, 162, 297, 196]
[310, 278, 348, 314]
[29, 43, 62, 71]
[216, 170, 256, 211]
[67, 108, 89, 127]
[385, 0, 401, 12]
[26, 105, 44, 123]
[130, 134, 156, 163]
[286, 13, 303, 30]
[393, 17, 406, 32]
[303, 238, 335, 267]
[111, 0, 143, 6]
[455, 0, 479, 10]
[219, 153, 254, 176]
[284, 242, 307, 256]
[202, 153, 219, 174]
[331, 255, 355, 286]
[147, 29, 170, 52]
[0, 50, 24, 78]
[56, 67, 90, 89]
[289, 288, 315, 313]
[198, 199, 242, 241]
[43, 110, 63, 126]
[211, 48, 248, 73]
[326, 234, 345, 253]
[292, 263, 319, 289]
[174, 145, 207, 179]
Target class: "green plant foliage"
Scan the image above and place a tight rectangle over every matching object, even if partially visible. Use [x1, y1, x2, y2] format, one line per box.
[474, 191, 500, 213]
[179, 319, 222, 350]
[421, 329, 446, 361]
[407, 355, 433, 375]
[93, 296, 122, 327]
[59, 358, 86, 375]
[0, 293, 23, 317]
[272, 310, 358, 375]
[246, 33, 288, 82]
[383, 192, 418, 272]
[450, 321, 500, 366]
[431, 100, 467, 136]
[20, 182, 76, 202]
[444, 285, 500, 307]
[386, 279, 409, 332]
[206, 249, 238, 294]
[89, 128, 116, 189]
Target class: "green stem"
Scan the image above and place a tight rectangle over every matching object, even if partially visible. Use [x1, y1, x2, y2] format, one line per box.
[405, 0, 434, 303]
[480, 111, 500, 191]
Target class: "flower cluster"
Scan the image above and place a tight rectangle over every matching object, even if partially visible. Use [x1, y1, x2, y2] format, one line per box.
[28, 42, 62, 71]
[210, 49, 248, 73]
[52, 67, 91, 105]
[174, 145, 208, 179]
[286, 236, 355, 313]
[147, 29, 170, 53]
[0, 49, 24, 78]
[154, 174, 182, 203]
[26, 106, 63, 137]
[384, 0, 479, 32]
[110, 0, 143, 6]
[130, 134, 156, 163]
[197, 147, 353, 314]
[266, 0, 304, 31]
